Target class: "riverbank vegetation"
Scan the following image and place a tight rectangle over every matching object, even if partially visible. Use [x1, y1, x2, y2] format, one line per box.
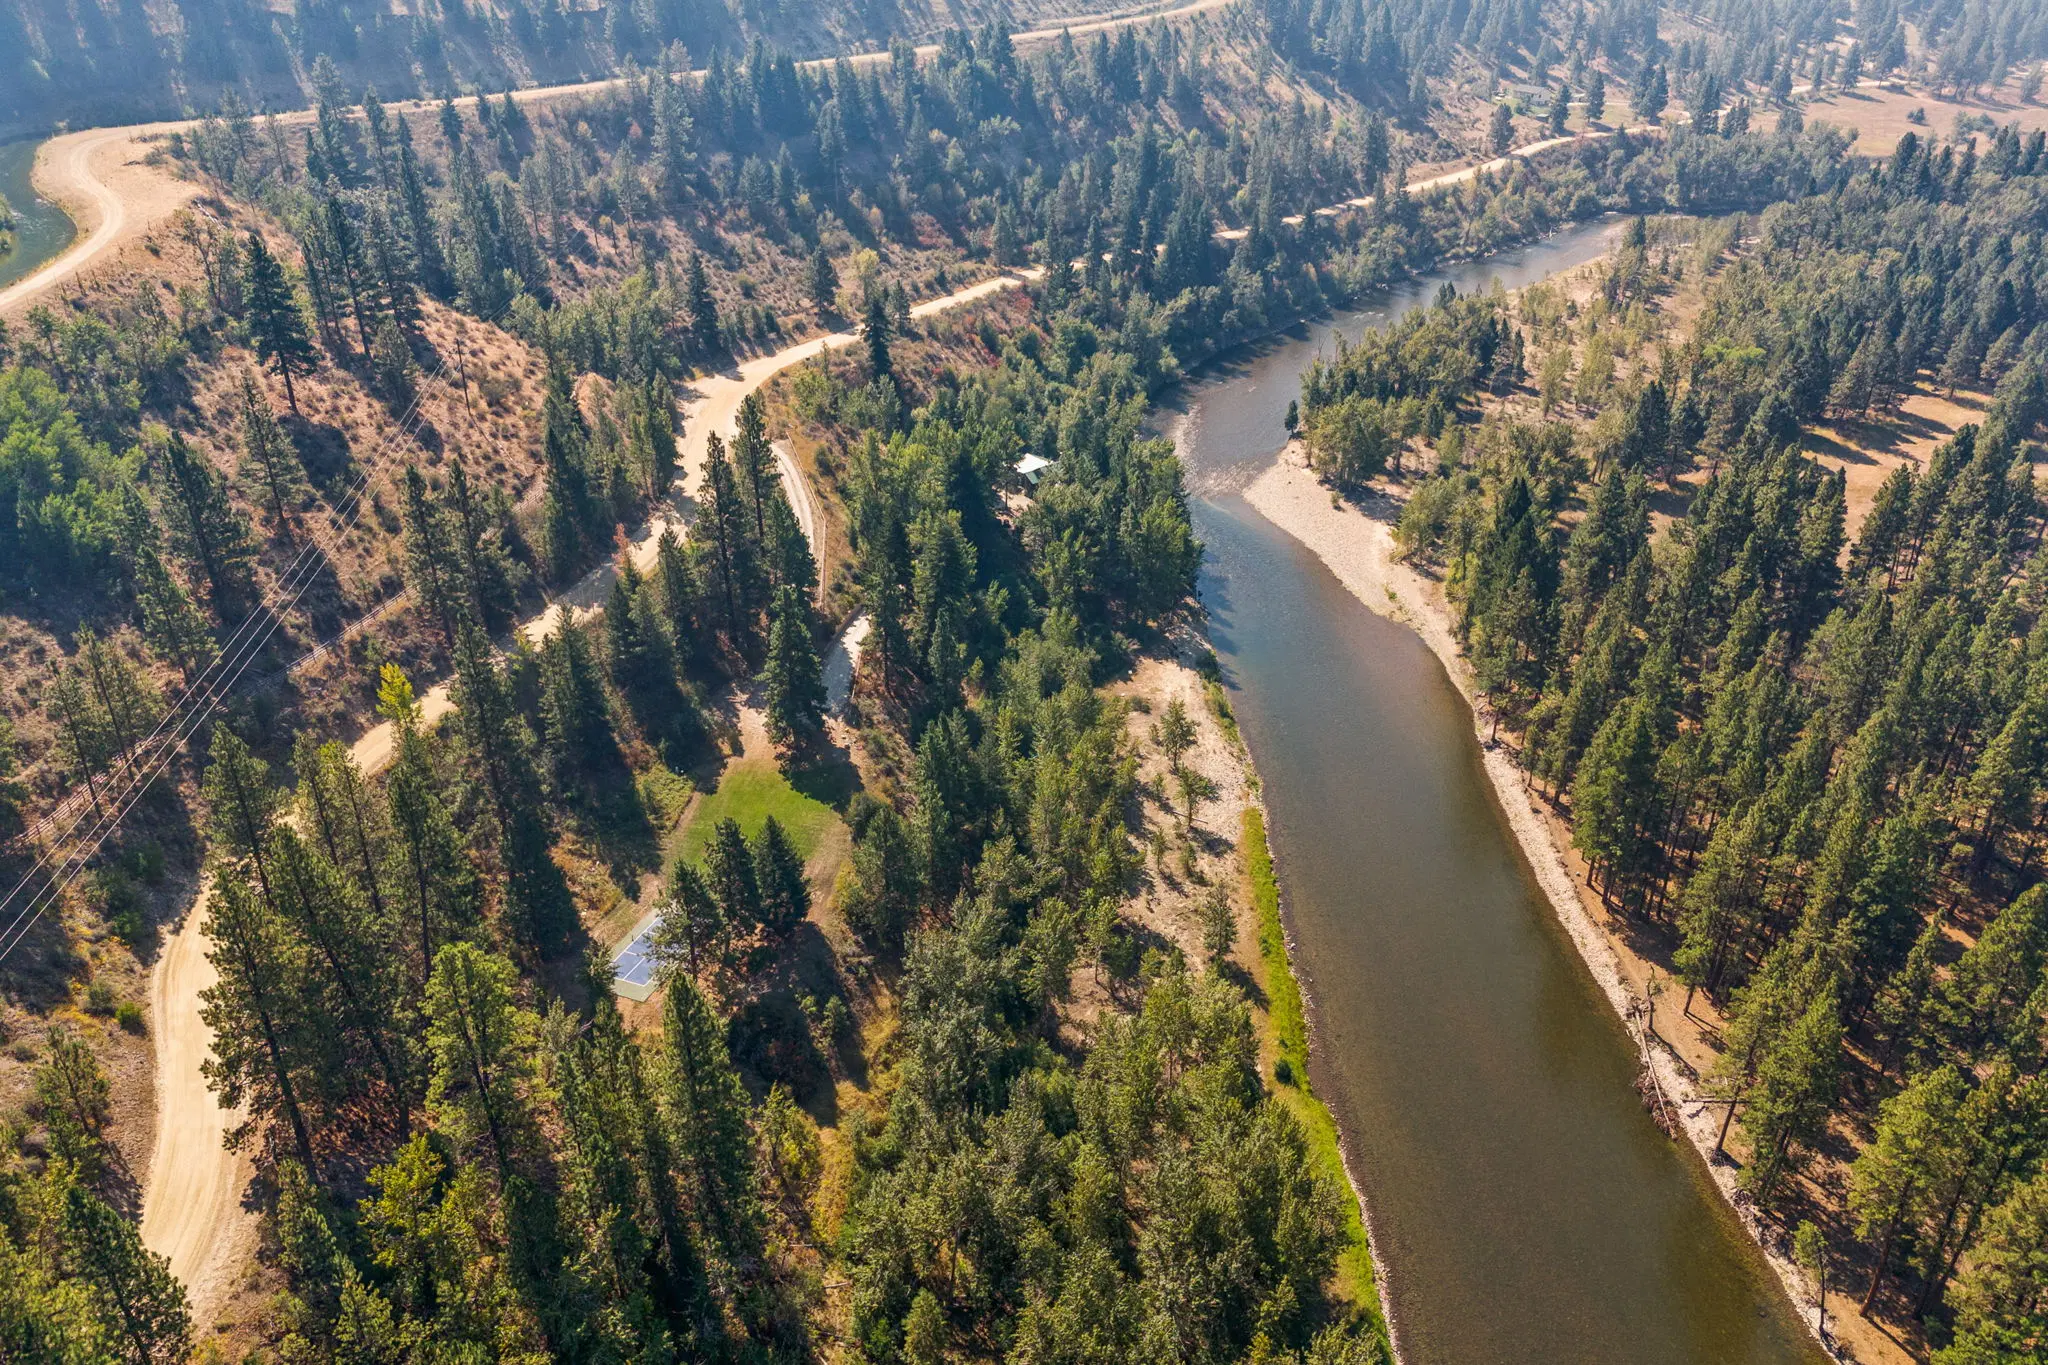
[1324, 124, 2048, 1360]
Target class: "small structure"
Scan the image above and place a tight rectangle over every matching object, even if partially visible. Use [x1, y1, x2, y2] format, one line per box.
[1015, 452, 1053, 487]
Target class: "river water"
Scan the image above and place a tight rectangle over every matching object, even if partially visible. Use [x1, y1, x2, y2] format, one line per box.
[1169, 219, 1825, 1365]
[0, 139, 76, 292]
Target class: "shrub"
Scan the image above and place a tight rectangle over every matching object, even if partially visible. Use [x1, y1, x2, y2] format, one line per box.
[115, 1002, 146, 1034]
[84, 980, 116, 1015]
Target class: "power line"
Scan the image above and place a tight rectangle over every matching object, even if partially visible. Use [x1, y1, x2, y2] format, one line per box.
[0, 312, 483, 964]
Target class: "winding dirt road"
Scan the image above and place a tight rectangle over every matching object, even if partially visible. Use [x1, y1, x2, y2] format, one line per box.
[0, 123, 201, 315]
[0, 0, 1235, 320]
[111, 30, 1639, 1327]
[136, 258, 1051, 1322]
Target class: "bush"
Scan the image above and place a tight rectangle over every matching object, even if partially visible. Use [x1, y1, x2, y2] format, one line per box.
[84, 980, 116, 1015]
[1305, 395, 1396, 486]
[115, 1002, 145, 1034]
[95, 867, 149, 950]
[1394, 475, 1464, 566]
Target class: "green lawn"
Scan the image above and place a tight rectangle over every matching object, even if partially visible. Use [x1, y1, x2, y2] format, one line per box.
[672, 757, 842, 868]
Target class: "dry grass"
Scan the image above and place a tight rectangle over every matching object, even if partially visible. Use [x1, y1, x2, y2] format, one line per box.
[1797, 84, 2048, 156]
[1803, 386, 2003, 540]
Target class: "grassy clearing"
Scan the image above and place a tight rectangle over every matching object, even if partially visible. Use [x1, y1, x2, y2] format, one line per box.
[1244, 806, 1384, 1323]
[674, 757, 842, 866]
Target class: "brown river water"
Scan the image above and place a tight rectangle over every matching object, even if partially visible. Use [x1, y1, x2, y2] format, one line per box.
[1167, 219, 1826, 1365]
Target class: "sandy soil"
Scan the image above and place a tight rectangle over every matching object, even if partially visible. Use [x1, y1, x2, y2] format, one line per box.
[1109, 646, 1258, 964]
[137, 896, 259, 1331]
[1242, 445, 1901, 1365]
[775, 442, 819, 550]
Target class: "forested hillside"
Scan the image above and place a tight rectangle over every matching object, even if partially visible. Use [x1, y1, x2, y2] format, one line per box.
[0, 0, 1084, 133]
[1325, 121, 2048, 1360]
[3, 0, 2010, 1354]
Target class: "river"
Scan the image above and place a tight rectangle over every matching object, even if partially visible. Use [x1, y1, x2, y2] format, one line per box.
[1169, 219, 1826, 1365]
[0, 139, 76, 292]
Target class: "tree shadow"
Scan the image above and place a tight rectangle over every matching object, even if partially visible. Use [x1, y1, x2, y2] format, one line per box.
[281, 412, 358, 493]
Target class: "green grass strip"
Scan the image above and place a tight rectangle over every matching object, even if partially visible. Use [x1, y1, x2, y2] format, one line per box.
[1246, 806, 1386, 1325]
[674, 758, 840, 866]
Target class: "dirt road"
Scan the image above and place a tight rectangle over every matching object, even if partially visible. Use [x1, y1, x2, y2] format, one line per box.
[137, 254, 1055, 1322]
[0, 0, 1233, 319]
[130, 63, 1659, 1327]
[0, 123, 200, 315]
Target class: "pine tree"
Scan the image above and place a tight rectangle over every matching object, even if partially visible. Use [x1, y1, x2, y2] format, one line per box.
[1548, 81, 1572, 136]
[269, 826, 412, 1138]
[292, 735, 386, 918]
[1849, 1064, 1967, 1314]
[34, 1026, 112, 1176]
[396, 141, 451, 298]
[49, 668, 115, 816]
[706, 817, 763, 936]
[155, 431, 257, 617]
[862, 291, 894, 382]
[238, 373, 303, 539]
[203, 726, 283, 894]
[807, 243, 838, 314]
[1636, 64, 1669, 122]
[243, 231, 318, 414]
[69, 630, 160, 773]
[1615, 380, 1671, 475]
[702, 433, 759, 651]
[993, 203, 1022, 267]
[1938, 884, 2048, 1057]
[733, 391, 774, 541]
[656, 862, 727, 976]
[539, 358, 597, 580]
[540, 618, 615, 779]
[1736, 985, 1842, 1206]
[761, 584, 825, 748]
[201, 865, 319, 1171]
[753, 815, 810, 937]
[57, 1180, 191, 1365]
[1488, 101, 1515, 155]
[377, 666, 480, 991]
[402, 466, 466, 650]
[656, 975, 759, 1255]
[1940, 1170, 2048, 1363]
[446, 459, 518, 630]
[372, 315, 417, 406]
[764, 487, 818, 601]
[685, 253, 720, 357]
[319, 192, 376, 354]
[425, 942, 538, 1184]
[840, 804, 923, 950]
[654, 527, 701, 669]
[112, 484, 215, 679]
[452, 624, 570, 943]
